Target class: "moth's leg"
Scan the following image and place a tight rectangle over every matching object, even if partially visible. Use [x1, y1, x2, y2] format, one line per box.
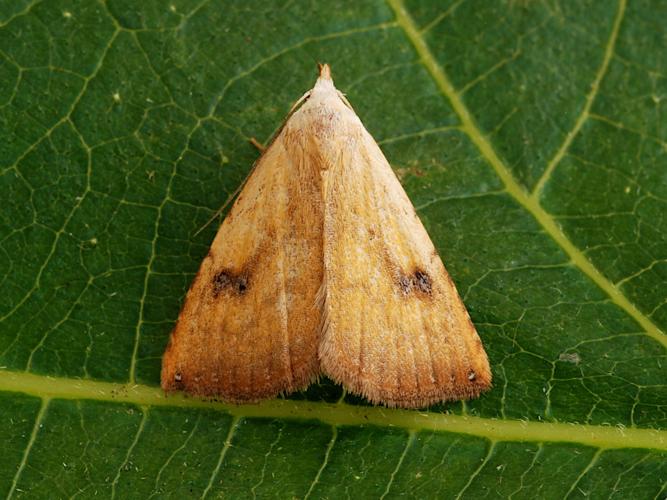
[290, 90, 312, 113]
[249, 137, 265, 152]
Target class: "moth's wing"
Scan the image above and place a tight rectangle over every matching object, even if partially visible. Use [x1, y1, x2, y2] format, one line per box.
[319, 128, 491, 408]
[161, 136, 323, 402]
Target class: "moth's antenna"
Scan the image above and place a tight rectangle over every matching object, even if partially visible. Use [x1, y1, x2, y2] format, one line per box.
[195, 63, 327, 237]
[193, 173, 247, 237]
[193, 140, 264, 237]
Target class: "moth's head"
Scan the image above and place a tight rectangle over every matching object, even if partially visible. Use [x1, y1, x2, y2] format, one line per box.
[313, 63, 336, 94]
[310, 63, 353, 111]
[318, 62, 332, 80]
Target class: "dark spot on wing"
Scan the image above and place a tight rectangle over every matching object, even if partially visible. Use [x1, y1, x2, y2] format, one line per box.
[212, 271, 231, 293]
[212, 269, 249, 297]
[413, 270, 432, 294]
[398, 274, 412, 294]
[398, 268, 433, 297]
[237, 276, 247, 293]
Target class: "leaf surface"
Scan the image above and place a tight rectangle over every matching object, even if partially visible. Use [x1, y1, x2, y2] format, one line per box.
[1, 0, 666, 497]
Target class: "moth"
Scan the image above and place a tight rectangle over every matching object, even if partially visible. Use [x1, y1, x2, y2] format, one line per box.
[161, 64, 491, 408]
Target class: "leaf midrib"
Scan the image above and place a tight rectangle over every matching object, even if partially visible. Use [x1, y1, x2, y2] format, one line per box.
[2, 370, 666, 451]
[386, 0, 667, 349]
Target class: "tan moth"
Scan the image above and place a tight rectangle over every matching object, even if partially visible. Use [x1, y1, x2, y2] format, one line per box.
[161, 64, 491, 408]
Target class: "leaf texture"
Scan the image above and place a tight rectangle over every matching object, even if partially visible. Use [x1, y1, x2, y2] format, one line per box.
[1, 0, 666, 497]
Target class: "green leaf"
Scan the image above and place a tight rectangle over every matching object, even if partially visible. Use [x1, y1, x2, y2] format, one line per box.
[1, 0, 666, 497]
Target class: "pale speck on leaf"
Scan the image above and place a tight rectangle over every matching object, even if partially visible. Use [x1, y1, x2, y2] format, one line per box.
[559, 352, 582, 365]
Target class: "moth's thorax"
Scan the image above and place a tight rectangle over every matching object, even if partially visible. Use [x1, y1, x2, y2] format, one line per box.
[283, 79, 363, 171]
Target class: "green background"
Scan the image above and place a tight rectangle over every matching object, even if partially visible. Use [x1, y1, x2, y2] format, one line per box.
[1, 0, 666, 497]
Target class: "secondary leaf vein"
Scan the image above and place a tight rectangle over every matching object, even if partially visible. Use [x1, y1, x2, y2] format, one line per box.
[386, 0, 666, 348]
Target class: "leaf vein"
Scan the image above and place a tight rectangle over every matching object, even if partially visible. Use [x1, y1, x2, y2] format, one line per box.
[110, 406, 149, 499]
[381, 431, 415, 499]
[4, 371, 666, 450]
[304, 426, 338, 499]
[0, 29, 119, 325]
[532, 0, 628, 198]
[7, 397, 49, 499]
[386, 0, 667, 348]
[201, 416, 241, 499]
[454, 440, 496, 500]
[564, 448, 603, 499]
